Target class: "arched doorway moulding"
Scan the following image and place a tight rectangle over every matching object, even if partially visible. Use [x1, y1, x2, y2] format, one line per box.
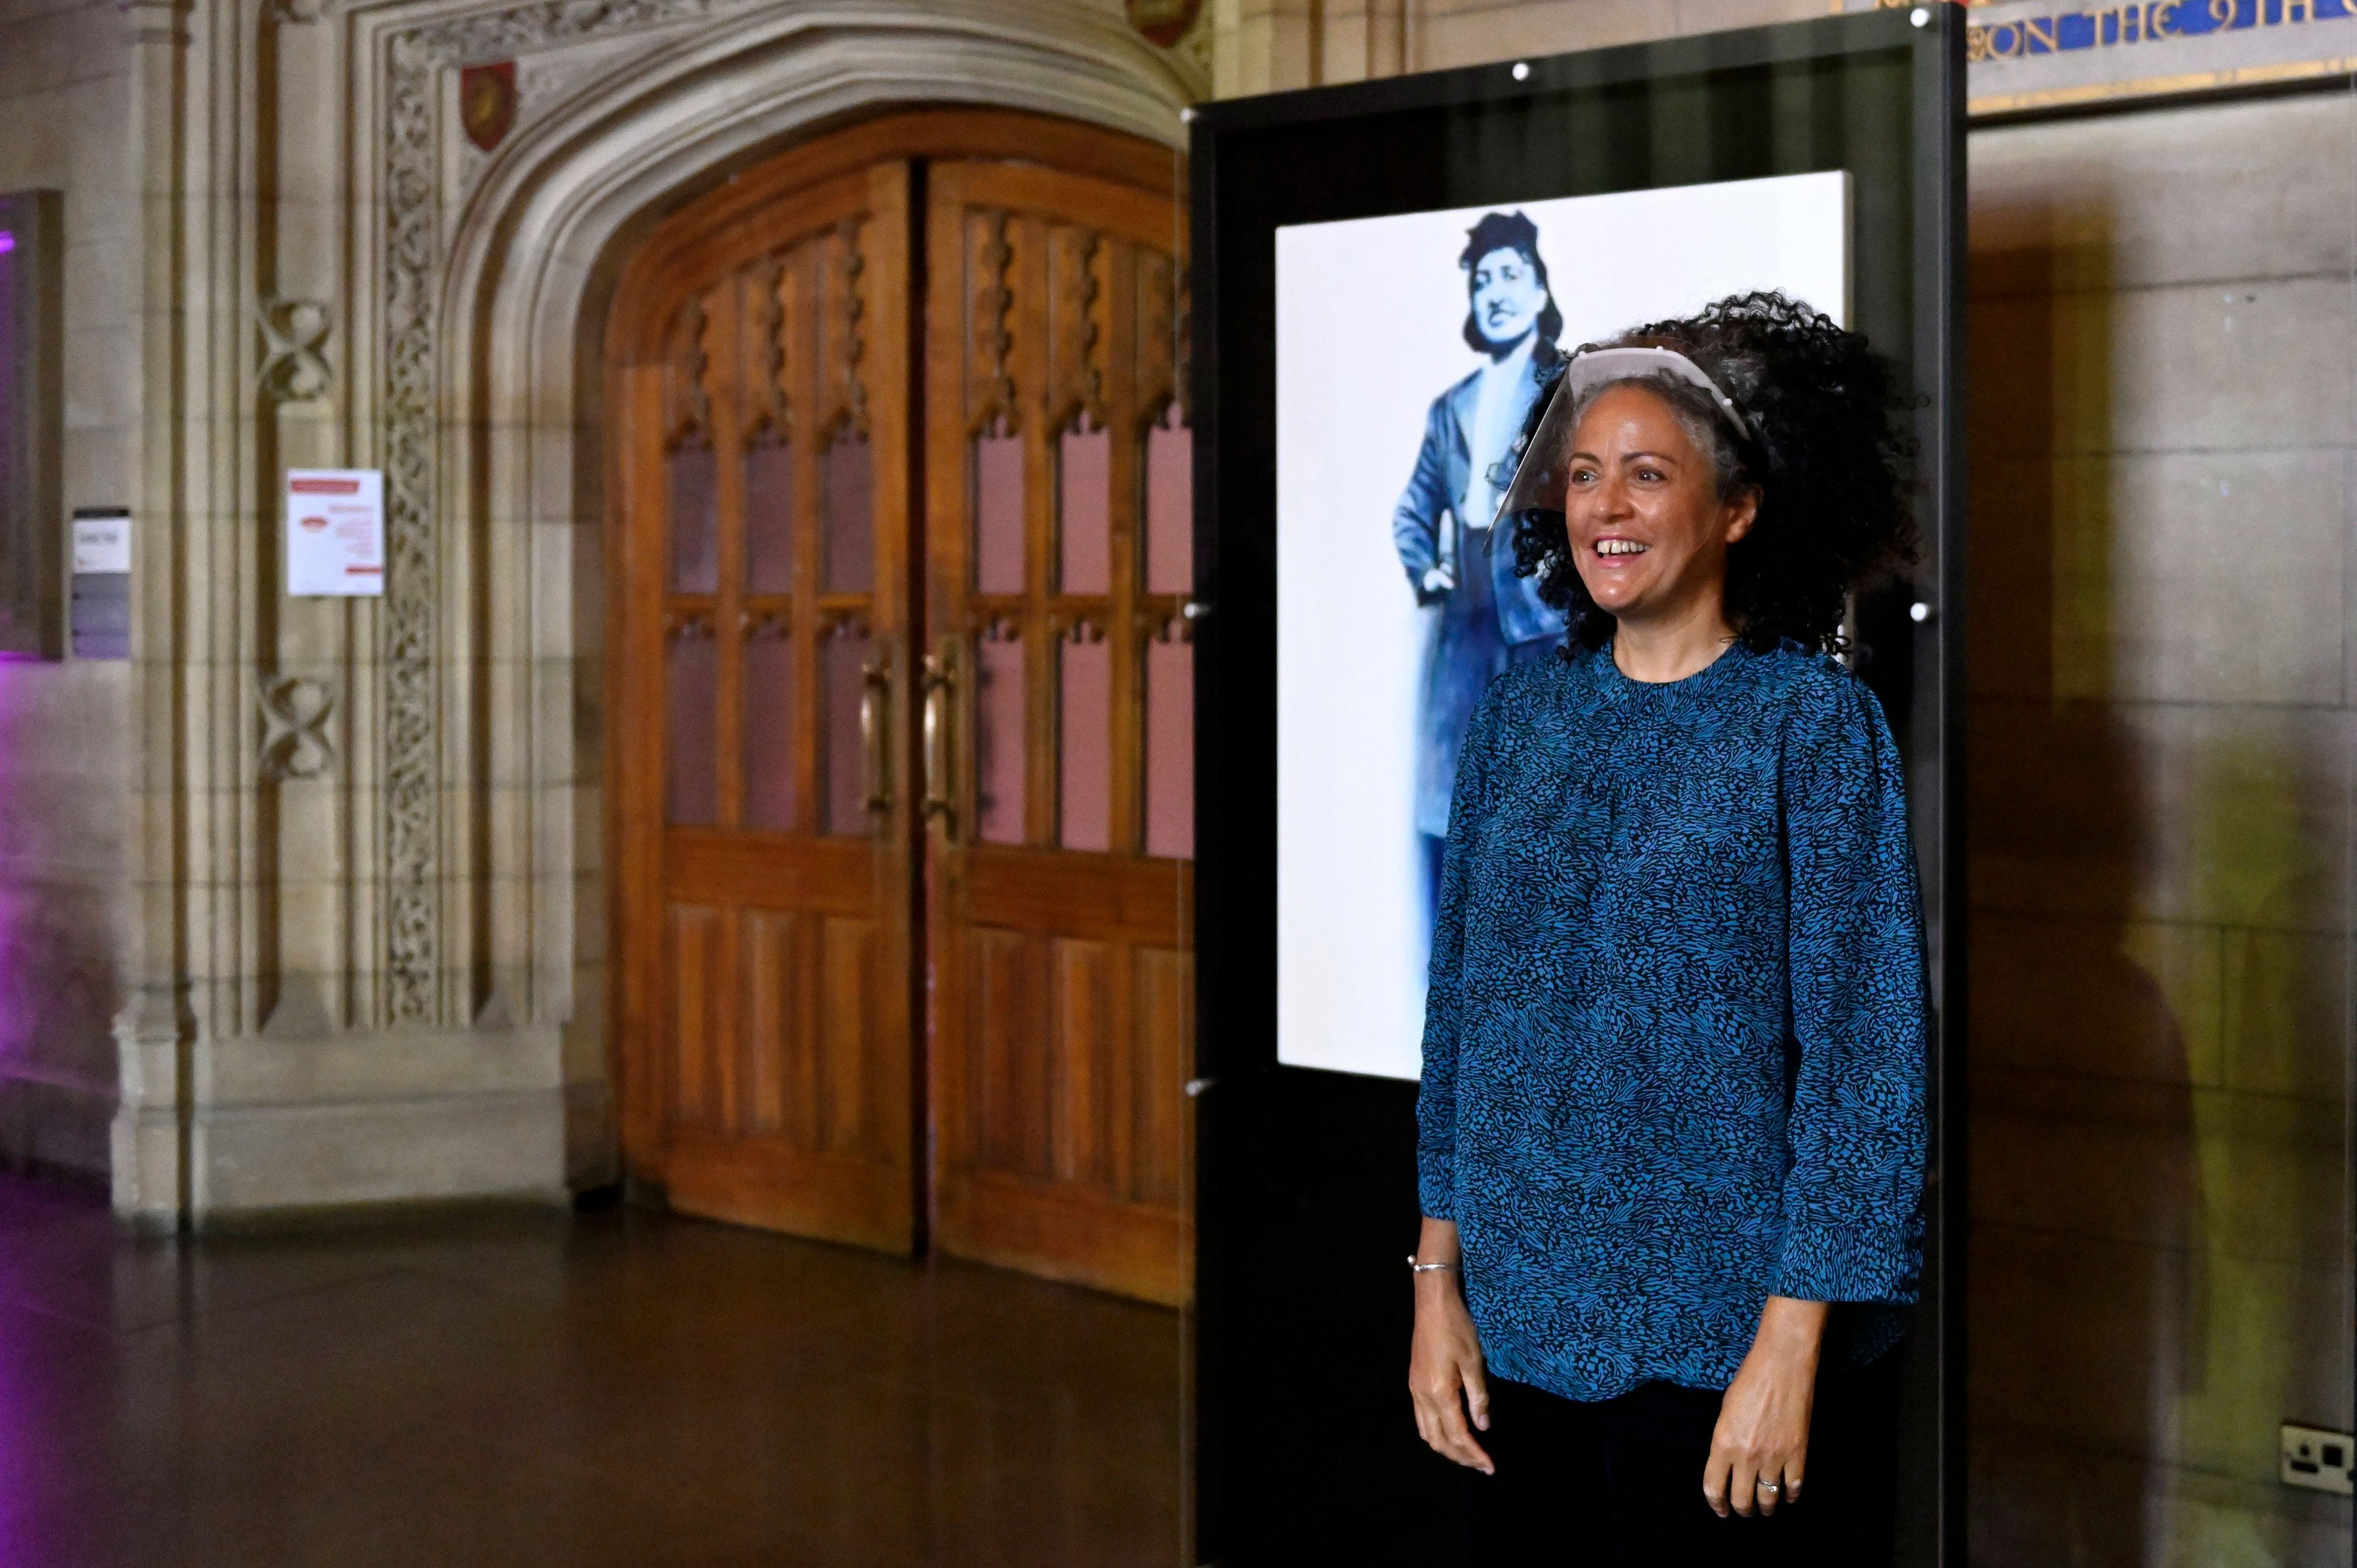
[112, 0, 1192, 1226]
[430, 7, 1194, 1184]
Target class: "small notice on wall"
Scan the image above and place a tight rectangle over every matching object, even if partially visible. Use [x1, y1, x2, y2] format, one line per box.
[69, 507, 132, 661]
[70, 510, 130, 574]
[285, 469, 386, 596]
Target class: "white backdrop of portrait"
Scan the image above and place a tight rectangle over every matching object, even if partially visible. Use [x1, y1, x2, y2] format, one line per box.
[1275, 172, 1852, 1081]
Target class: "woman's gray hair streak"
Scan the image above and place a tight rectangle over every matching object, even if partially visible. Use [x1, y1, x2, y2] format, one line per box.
[1556, 370, 1759, 502]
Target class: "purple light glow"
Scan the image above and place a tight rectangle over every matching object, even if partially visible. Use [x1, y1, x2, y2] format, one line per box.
[0, 232, 14, 255]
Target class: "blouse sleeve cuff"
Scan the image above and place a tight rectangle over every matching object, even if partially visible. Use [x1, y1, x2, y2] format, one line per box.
[1771, 1218, 1920, 1305]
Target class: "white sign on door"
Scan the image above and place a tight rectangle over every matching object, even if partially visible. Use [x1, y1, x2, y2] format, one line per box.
[285, 469, 386, 596]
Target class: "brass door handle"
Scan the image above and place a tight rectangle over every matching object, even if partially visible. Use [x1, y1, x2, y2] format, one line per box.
[921, 644, 955, 834]
[860, 653, 891, 816]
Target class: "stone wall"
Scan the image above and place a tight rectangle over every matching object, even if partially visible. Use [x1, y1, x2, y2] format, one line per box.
[0, 0, 132, 1178]
[1967, 90, 2352, 1567]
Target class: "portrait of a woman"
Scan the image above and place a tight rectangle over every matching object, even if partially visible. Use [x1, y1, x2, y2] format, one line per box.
[1391, 211, 1571, 939]
[1406, 292, 1929, 1567]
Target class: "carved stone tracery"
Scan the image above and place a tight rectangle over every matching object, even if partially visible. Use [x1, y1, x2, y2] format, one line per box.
[257, 674, 338, 782]
[258, 296, 334, 403]
[384, 0, 741, 1025]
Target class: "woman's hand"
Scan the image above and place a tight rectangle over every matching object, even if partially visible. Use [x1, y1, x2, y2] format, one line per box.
[1408, 1218, 1493, 1474]
[1703, 1295, 1829, 1518]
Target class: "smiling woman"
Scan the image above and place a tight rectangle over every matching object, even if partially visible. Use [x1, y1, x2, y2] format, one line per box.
[1408, 292, 1931, 1566]
[1552, 375, 1761, 680]
[1503, 291, 1918, 665]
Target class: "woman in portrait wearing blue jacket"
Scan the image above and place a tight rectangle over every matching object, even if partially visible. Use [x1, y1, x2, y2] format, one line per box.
[1393, 211, 1571, 937]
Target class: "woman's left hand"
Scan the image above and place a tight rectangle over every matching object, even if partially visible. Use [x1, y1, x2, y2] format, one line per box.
[1703, 1295, 1830, 1520]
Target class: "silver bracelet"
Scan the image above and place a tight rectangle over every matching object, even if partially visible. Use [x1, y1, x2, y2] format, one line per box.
[1406, 1254, 1461, 1274]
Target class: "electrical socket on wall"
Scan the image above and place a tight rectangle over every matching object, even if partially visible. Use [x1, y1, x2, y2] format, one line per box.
[2281, 1423, 2354, 1495]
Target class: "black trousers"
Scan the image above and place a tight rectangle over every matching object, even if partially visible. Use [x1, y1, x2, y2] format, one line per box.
[1462, 1352, 1902, 1567]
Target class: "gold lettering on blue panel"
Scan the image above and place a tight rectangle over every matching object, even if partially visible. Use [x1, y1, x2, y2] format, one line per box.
[1965, 0, 2347, 60]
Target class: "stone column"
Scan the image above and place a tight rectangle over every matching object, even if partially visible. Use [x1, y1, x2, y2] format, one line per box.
[110, 0, 194, 1226]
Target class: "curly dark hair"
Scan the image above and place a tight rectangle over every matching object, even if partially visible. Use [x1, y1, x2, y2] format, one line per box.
[1506, 291, 1917, 656]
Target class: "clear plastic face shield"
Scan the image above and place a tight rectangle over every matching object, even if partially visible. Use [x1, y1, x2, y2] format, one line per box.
[1487, 345, 1757, 536]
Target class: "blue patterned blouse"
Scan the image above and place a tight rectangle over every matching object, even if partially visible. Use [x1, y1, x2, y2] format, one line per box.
[1416, 639, 1929, 1402]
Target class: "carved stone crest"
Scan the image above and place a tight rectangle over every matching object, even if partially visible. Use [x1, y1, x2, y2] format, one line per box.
[460, 60, 518, 151]
[1126, 0, 1199, 48]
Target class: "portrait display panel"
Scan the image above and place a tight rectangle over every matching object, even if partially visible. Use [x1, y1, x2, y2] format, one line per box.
[1275, 173, 1852, 1082]
[1190, 12, 1964, 1565]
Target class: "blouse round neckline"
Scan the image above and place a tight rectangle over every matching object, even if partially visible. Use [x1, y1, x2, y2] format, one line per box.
[1594, 636, 1751, 699]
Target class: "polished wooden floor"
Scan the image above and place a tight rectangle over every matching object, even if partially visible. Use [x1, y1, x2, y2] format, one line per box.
[0, 1174, 1184, 1567]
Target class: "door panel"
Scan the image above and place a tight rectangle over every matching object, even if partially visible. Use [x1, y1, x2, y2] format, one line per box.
[612, 116, 1192, 1305]
[614, 162, 917, 1254]
[667, 902, 727, 1127]
[923, 158, 1196, 1305]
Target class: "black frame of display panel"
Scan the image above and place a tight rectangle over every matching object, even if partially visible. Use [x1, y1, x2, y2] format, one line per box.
[1187, 10, 1966, 1564]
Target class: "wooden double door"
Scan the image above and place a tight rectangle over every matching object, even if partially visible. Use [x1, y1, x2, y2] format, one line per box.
[608, 113, 1194, 1305]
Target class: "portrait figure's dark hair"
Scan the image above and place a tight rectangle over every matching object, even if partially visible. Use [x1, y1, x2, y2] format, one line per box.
[1506, 290, 1918, 657]
[1459, 211, 1564, 353]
